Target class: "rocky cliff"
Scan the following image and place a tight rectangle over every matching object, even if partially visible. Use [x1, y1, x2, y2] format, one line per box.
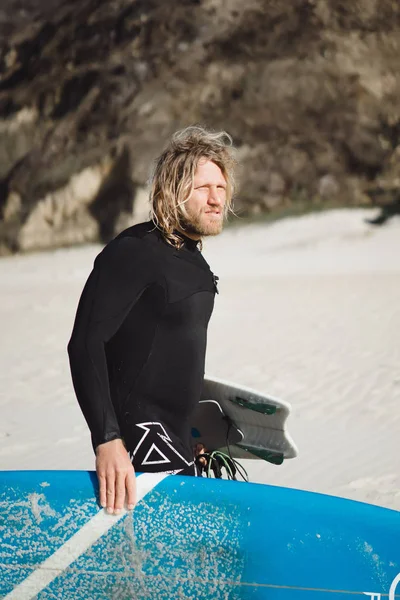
[1, 0, 399, 254]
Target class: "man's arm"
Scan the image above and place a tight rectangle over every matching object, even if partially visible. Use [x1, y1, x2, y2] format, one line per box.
[67, 235, 156, 513]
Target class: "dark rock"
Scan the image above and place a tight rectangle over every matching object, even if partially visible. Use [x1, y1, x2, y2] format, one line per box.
[0, 0, 400, 253]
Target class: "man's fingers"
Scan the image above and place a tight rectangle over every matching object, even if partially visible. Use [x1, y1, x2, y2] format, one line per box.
[105, 473, 115, 514]
[114, 472, 126, 513]
[126, 468, 136, 510]
[98, 474, 107, 508]
[95, 441, 137, 514]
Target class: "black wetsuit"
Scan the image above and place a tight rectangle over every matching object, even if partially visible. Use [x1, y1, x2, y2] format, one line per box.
[67, 221, 218, 476]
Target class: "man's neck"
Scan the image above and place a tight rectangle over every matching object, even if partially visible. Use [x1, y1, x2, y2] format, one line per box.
[175, 227, 201, 242]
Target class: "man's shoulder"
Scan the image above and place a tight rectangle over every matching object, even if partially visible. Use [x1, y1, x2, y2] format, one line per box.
[94, 221, 163, 268]
[114, 220, 156, 243]
[105, 221, 159, 252]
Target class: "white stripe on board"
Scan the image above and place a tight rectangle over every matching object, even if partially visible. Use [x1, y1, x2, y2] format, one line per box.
[4, 472, 168, 600]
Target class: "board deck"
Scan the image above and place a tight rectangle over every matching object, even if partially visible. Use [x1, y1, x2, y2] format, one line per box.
[1, 471, 399, 599]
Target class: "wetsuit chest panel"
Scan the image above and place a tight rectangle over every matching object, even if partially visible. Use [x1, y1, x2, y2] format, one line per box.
[164, 253, 216, 304]
[163, 289, 215, 330]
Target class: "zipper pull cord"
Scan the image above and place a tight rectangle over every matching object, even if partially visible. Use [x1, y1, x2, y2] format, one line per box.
[212, 274, 219, 294]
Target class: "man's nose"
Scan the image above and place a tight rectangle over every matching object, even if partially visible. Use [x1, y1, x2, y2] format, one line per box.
[208, 186, 223, 205]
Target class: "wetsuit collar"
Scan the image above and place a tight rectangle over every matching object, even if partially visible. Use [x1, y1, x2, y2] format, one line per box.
[175, 230, 201, 251]
[148, 220, 201, 251]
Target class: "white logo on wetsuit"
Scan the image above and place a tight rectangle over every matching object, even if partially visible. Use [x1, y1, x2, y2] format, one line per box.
[130, 422, 194, 468]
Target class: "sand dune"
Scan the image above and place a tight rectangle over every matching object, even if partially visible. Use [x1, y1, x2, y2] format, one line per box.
[1, 208, 399, 510]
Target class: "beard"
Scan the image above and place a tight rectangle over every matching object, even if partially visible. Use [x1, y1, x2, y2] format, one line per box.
[181, 207, 224, 237]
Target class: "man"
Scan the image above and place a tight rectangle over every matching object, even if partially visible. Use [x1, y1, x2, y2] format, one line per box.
[67, 126, 236, 515]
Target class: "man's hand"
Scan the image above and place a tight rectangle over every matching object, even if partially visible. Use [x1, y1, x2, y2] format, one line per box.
[95, 439, 136, 514]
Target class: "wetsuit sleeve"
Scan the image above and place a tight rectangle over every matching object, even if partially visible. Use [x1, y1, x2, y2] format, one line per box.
[67, 236, 158, 451]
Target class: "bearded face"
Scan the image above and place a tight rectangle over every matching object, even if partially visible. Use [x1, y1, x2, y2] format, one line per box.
[181, 159, 227, 238]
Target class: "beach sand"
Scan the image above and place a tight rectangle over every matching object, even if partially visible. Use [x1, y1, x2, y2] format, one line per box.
[1, 208, 399, 510]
